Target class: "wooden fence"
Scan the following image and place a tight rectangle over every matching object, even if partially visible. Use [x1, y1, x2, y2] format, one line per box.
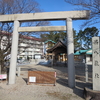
[27, 71, 56, 85]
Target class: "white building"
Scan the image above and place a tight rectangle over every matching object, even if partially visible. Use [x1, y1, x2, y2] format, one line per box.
[18, 36, 44, 60]
[0, 31, 44, 60]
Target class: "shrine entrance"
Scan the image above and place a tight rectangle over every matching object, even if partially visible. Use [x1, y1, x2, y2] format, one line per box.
[0, 10, 90, 88]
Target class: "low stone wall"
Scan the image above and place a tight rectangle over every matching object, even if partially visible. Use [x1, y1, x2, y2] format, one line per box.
[30, 59, 46, 64]
[84, 87, 100, 100]
[75, 62, 85, 67]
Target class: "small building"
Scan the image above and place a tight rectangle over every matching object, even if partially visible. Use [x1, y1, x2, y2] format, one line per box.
[74, 49, 92, 64]
[47, 40, 67, 66]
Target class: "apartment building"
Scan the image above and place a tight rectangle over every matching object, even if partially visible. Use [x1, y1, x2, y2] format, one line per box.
[0, 31, 44, 60]
[18, 35, 44, 60]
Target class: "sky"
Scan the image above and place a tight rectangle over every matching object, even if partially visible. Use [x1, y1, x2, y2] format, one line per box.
[36, 0, 100, 33]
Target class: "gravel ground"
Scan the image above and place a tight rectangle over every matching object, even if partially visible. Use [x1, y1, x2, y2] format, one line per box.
[0, 63, 92, 100]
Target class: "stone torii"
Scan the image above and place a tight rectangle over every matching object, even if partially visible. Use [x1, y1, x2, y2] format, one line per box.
[0, 10, 90, 88]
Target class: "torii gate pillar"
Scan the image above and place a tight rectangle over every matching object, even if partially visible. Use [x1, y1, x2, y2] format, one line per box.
[67, 18, 75, 88]
[9, 20, 20, 84]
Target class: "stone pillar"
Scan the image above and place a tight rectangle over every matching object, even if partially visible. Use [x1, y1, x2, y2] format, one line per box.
[66, 18, 75, 88]
[92, 37, 100, 91]
[9, 20, 20, 84]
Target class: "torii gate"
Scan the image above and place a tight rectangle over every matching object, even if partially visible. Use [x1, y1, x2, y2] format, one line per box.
[0, 10, 90, 88]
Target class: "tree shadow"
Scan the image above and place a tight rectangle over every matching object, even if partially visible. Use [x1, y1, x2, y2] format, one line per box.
[21, 67, 38, 71]
[22, 78, 28, 84]
[56, 76, 68, 87]
[74, 81, 92, 98]
[56, 76, 92, 99]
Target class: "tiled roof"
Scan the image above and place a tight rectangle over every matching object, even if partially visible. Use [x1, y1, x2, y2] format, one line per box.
[47, 40, 66, 53]
[0, 31, 41, 41]
[44, 40, 56, 44]
[74, 49, 92, 55]
[86, 49, 92, 55]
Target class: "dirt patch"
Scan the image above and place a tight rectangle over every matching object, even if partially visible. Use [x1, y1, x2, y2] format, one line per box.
[46, 92, 78, 100]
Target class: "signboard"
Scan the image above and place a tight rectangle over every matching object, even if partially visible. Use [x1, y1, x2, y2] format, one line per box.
[27, 71, 56, 85]
[0, 74, 7, 79]
[29, 77, 36, 82]
[92, 37, 100, 90]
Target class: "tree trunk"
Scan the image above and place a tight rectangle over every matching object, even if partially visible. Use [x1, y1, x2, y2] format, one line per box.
[0, 61, 5, 74]
[0, 65, 1, 74]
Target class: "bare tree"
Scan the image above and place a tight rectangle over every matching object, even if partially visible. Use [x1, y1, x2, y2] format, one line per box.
[0, 0, 49, 32]
[0, 31, 11, 73]
[65, 0, 100, 26]
[0, 0, 49, 73]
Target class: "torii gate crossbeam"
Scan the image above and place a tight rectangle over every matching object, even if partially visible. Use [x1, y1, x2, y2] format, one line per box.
[0, 10, 90, 22]
[18, 26, 66, 32]
[0, 10, 90, 88]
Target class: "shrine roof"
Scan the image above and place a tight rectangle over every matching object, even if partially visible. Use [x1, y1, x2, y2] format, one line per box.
[47, 40, 66, 53]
